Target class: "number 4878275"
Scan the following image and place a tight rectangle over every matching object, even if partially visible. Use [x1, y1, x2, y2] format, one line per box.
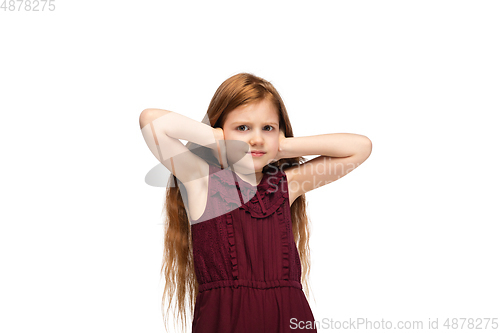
[1, 0, 56, 11]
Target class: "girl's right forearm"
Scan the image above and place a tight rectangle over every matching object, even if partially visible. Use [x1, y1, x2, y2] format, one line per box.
[141, 108, 221, 148]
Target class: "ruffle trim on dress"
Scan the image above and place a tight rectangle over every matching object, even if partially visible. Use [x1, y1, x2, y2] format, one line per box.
[277, 205, 290, 280]
[210, 168, 289, 218]
[225, 214, 239, 281]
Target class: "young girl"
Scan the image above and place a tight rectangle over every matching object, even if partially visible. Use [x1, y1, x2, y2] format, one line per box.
[139, 73, 372, 333]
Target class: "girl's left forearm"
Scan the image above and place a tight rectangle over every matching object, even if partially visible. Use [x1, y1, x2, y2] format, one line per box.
[281, 133, 372, 159]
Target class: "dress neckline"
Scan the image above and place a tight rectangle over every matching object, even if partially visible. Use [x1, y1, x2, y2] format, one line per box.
[207, 163, 288, 219]
[209, 163, 283, 194]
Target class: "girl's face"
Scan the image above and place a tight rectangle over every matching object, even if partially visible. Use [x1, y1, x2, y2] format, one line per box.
[222, 98, 281, 173]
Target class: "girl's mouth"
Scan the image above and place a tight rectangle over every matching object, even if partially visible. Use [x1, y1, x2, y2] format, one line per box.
[248, 151, 265, 157]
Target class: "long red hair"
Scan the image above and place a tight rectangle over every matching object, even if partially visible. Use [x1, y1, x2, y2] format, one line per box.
[160, 73, 313, 332]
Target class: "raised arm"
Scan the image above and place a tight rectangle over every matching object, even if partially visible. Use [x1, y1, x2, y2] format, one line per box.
[139, 108, 226, 184]
[279, 133, 372, 204]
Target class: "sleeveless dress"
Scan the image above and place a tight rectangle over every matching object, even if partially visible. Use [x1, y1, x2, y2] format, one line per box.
[189, 163, 317, 333]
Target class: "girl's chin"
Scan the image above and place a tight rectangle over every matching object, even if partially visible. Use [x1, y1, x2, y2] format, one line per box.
[230, 162, 262, 172]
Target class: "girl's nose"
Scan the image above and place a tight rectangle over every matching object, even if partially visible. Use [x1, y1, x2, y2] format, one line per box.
[249, 132, 264, 146]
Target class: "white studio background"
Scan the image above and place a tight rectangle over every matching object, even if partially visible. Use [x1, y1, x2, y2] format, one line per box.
[1, 1, 499, 333]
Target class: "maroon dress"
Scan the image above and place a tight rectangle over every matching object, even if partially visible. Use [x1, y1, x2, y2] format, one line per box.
[190, 163, 317, 333]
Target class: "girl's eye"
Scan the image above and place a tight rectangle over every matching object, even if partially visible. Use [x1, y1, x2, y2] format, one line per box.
[237, 125, 274, 131]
